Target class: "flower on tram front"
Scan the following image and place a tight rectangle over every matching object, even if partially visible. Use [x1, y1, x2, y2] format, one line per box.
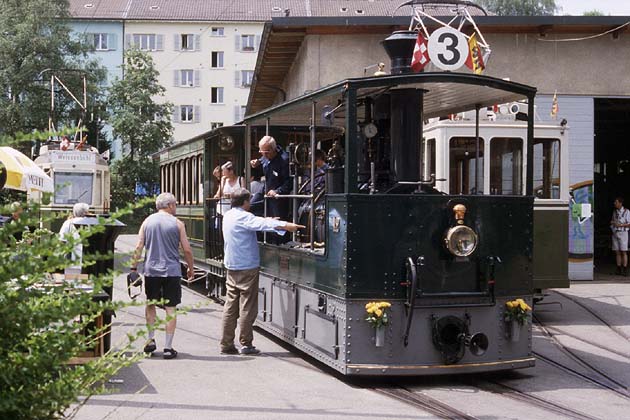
[365, 301, 391, 328]
[504, 298, 532, 325]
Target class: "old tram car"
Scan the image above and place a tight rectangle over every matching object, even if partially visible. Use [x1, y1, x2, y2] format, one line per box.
[156, 29, 575, 374]
[423, 112, 570, 293]
[34, 143, 111, 226]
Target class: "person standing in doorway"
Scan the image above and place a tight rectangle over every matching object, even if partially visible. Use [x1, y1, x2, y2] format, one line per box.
[220, 188, 303, 355]
[132, 192, 195, 359]
[610, 197, 630, 276]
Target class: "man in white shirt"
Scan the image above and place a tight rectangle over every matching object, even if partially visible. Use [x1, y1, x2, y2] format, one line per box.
[610, 197, 630, 276]
[220, 188, 303, 355]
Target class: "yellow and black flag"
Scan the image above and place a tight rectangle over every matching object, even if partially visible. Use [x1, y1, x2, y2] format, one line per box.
[465, 33, 485, 75]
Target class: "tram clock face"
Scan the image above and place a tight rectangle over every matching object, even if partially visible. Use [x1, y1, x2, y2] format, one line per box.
[363, 123, 378, 138]
[219, 136, 234, 151]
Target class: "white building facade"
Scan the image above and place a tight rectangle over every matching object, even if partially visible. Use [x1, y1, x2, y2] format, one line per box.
[124, 21, 262, 142]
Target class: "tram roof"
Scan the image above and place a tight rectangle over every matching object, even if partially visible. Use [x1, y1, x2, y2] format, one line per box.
[243, 72, 536, 126]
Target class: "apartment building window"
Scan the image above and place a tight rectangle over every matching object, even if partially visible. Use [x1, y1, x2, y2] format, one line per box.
[176, 33, 199, 51]
[241, 70, 254, 87]
[181, 105, 194, 122]
[211, 122, 224, 129]
[211, 87, 224, 104]
[93, 33, 109, 50]
[173, 105, 200, 123]
[211, 27, 224, 37]
[240, 35, 256, 51]
[234, 105, 247, 122]
[181, 34, 193, 50]
[211, 51, 224, 68]
[181, 70, 193, 87]
[174, 69, 200, 87]
[129, 34, 163, 51]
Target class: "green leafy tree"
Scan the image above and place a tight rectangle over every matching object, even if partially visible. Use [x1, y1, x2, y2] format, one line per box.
[108, 49, 172, 209]
[0, 0, 107, 141]
[0, 197, 152, 419]
[479, 0, 557, 15]
[583, 10, 605, 16]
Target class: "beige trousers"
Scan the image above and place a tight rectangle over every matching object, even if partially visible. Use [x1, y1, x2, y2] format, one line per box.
[220, 268, 259, 349]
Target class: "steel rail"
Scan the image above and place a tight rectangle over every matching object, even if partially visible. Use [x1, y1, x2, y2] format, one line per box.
[373, 386, 478, 420]
[533, 314, 630, 400]
[474, 380, 600, 420]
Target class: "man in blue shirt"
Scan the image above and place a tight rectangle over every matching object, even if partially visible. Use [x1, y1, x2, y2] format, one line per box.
[220, 188, 303, 355]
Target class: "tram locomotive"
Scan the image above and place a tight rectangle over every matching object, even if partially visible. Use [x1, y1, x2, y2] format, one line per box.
[155, 31, 569, 375]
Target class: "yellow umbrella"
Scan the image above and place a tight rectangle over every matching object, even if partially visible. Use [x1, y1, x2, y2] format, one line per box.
[0, 146, 54, 193]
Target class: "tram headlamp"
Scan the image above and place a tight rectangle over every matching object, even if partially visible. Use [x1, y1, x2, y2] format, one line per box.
[444, 225, 478, 257]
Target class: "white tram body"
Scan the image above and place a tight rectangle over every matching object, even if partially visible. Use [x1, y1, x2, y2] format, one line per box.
[34, 145, 110, 215]
[423, 111, 570, 290]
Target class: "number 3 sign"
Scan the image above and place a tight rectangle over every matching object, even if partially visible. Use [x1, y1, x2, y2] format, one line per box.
[427, 27, 469, 71]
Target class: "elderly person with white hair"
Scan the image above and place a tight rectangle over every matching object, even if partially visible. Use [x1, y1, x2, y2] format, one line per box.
[250, 135, 292, 227]
[131, 192, 195, 360]
[58, 202, 91, 275]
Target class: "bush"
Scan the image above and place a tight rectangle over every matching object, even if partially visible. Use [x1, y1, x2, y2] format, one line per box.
[0, 201, 148, 419]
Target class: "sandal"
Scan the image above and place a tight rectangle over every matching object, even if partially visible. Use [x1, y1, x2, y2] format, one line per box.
[163, 348, 178, 359]
[143, 339, 156, 354]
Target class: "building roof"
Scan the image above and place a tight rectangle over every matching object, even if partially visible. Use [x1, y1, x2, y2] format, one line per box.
[247, 15, 630, 114]
[68, 0, 488, 21]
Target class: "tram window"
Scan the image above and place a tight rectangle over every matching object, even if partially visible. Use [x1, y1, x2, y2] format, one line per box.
[490, 137, 523, 195]
[421, 138, 436, 180]
[533, 138, 560, 199]
[54, 172, 94, 205]
[449, 137, 484, 195]
[197, 155, 204, 201]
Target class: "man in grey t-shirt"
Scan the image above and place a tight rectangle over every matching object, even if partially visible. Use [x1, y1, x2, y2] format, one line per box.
[132, 193, 194, 359]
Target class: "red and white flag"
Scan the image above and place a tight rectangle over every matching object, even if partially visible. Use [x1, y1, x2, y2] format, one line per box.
[411, 32, 430, 72]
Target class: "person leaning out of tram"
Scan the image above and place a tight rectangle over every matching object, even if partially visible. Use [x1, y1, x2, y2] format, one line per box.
[214, 161, 243, 215]
[249, 135, 291, 218]
[610, 196, 630, 276]
[220, 187, 304, 355]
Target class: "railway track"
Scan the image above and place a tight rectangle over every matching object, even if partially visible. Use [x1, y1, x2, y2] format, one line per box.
[473, 379, 601, 420]
[550, 290, 630, 341]
[533, 313, 630, 400]
[373, 386, 478, 420]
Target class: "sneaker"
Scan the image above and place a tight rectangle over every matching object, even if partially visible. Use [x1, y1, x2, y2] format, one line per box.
[143, 339, 156, 354]
[239, 346, 261, 355]
[163, 348, 178, 359]
[220, 346, 239, 355]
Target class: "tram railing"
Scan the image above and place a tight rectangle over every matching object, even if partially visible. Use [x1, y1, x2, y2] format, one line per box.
[205, 198, 224, 260]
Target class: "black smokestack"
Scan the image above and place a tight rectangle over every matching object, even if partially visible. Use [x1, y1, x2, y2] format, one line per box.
[381, 30, 418, 74]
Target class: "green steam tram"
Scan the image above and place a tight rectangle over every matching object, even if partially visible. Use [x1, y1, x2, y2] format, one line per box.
[158, 9, 571, 372]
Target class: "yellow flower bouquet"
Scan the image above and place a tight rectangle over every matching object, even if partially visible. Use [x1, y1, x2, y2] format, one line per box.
[365, 301, 391, 328]
[504, 298, 532, 326]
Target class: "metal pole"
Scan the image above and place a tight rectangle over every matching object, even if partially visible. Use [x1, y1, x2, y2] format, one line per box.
[310, 101, 316, 249]
[526, 96, 535, 196]
[475, 104, 480, 195]
[266, 117, 270, 136]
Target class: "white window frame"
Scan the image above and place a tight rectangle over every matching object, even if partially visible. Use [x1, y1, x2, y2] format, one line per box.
[180, 34, 194, 51]
[180, 70, 194, 87]
[211, 27, 225, 37]
[211, 51, 224, 69]
[241, 35, 255, 51]
[180, 105, 194, 122]
[133, 34, 157, 51]
[211, 87, 224, 104]
[93, 33, 108, 51]
[241, 70, 254, 87]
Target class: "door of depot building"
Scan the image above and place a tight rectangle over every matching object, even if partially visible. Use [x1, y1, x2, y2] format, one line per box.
[594, 98, 630, 272]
